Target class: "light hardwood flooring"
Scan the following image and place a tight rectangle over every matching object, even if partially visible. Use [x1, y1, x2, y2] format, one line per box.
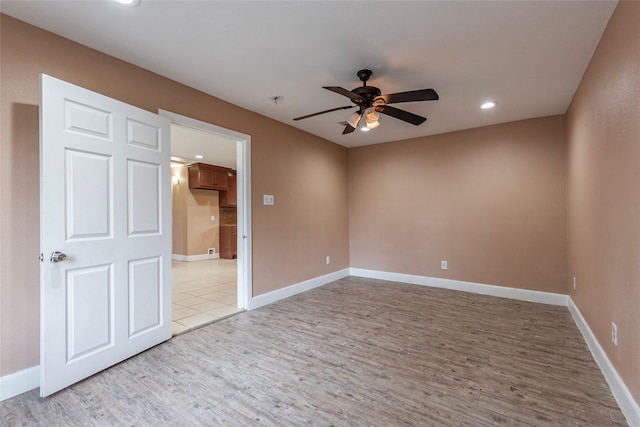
[1, 277, 627, 426]
[171, 259, 240, 335]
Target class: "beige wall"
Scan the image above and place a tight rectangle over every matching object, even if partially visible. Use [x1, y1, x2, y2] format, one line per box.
[566, 1, 640, 402]
[187, 189, 220, 256]
[171, 165, 189, 255]
[349, 116, 567, 293]
[252, 127, 350, 294]
[0, 15, 349, 376]
[171, 165, 221, 257]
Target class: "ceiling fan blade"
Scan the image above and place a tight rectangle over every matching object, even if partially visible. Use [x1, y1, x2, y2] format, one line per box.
[323, 86, 366, 104]
[293, 105, 354, 121]
[376, 105, 427, 125]
[342, 124, 356, 134]
[377, 88, 439, 104]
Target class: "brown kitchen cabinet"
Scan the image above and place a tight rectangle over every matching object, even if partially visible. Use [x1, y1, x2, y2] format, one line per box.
[188, 162, 230, 190]
[220, 225, 237, 259]
[220, 170, 237, 207]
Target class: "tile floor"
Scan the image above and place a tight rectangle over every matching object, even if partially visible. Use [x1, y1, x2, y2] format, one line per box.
[171, 258, 240, 336]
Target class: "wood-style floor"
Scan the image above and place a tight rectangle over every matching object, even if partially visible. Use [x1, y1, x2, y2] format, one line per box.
[1, 277, 627, 426]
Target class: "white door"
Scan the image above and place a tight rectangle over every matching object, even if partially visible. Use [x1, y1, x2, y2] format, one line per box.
[40, 74, 172, 396]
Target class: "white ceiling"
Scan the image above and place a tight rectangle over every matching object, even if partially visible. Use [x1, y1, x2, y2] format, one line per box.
[1, 1, 617, 148]
[170, 125, 237, 170]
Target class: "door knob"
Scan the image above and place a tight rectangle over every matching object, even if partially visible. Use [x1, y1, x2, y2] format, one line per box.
[50, 251, 67, 263]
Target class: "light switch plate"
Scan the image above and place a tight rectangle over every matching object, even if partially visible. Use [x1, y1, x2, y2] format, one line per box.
[263, 194, 275, 205]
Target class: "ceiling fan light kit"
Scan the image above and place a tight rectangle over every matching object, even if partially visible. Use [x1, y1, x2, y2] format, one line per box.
[365, 108, 379, 124]
[347, 111, 362, 128]
[114, 0, 140, 6]
[293, 69, 439, 135]
[366, 120, 380, 130]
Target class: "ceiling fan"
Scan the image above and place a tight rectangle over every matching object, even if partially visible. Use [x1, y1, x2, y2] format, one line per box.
[293, 69, 439, 134]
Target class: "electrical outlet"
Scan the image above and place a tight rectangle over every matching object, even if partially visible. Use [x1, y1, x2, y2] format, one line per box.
[612, 322, 618, 346]
[573, 276, 576, 291]
[208, 248, 215, 255]
[263, 194, 275, 205]
[441, 260, 448, 270]
[326, 256, 331, 265]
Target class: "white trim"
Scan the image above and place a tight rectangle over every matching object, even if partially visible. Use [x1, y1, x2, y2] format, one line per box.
[349, 268, 568, 306]
[171, 253, 220, 261]
[158, 110, 252, 312]
[0, 366, 39, 401]
[159, 111, 250, 142]
[236, 134, 251, 311]
[249, 269, 350, 310]
[568, 298, 640, 426]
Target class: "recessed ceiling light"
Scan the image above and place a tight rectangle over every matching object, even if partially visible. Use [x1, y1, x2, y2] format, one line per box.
[114, 0, 140, 5]
[481, 101, 497, 109]
[360, 127, 370, 132]
[195, 154, 204, 159]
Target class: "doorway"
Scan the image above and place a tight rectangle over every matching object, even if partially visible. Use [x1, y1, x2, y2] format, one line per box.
[160, 110, 252, 335]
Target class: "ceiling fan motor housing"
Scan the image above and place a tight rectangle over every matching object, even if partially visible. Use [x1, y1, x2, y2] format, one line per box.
[352, 86, 382, 106]
[353, 69, 381, 107]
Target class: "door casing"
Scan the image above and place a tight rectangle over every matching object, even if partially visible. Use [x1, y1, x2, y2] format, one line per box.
[159, 110, 252, 309]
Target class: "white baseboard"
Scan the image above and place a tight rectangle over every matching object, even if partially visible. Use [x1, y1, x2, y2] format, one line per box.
[0, 366, 39, 401]
[349, 268, 568, 306]
[568, 298, 640, 426]
[172, 253, 220, 261]
[249, 268, 350, 310]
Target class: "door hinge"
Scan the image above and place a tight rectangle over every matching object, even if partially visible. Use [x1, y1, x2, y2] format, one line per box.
[39, 253, 44, 262]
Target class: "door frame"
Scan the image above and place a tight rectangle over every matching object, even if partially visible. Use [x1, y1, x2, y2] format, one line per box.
[159, 110, 252, 309]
